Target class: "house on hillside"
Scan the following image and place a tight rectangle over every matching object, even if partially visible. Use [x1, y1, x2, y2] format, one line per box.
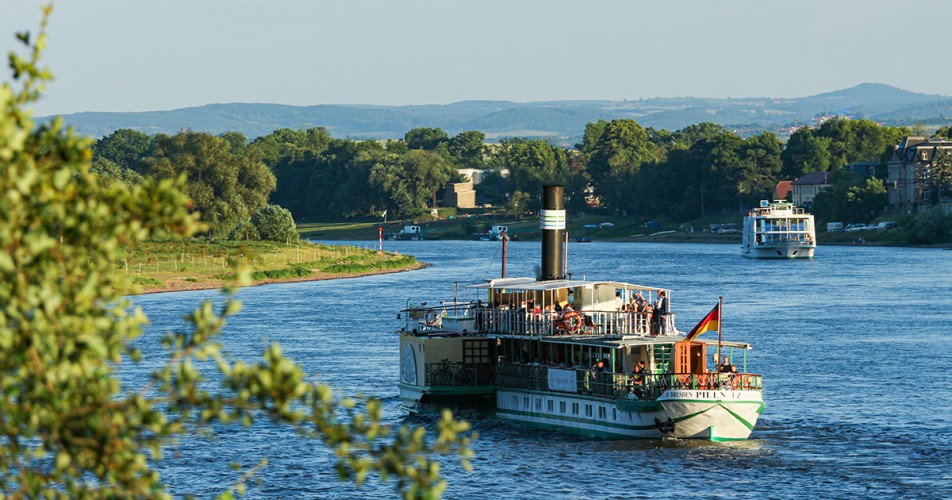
[792, 171, 831, 209]
[774, 180, 793, 201]
[847, 161, 879, 180]
[458, 168, 509, 184]
[444, 181, 476, 209]
[887, 136, 952, 214]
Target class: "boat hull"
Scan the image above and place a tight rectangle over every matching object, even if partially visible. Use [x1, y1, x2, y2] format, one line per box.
[494, 388, 763, 440]
[742, 241, 815, 259]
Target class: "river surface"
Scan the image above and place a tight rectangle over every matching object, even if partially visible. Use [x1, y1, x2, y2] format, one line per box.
[128, 241, 952, 498]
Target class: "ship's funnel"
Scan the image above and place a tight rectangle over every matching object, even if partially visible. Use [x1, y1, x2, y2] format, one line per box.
[540, 185, 565, 281]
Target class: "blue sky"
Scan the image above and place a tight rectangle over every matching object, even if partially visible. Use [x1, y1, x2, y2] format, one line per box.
[2, 0, 950, 116]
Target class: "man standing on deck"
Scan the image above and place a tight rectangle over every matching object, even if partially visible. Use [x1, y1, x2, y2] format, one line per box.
[652, 290, 668, 335]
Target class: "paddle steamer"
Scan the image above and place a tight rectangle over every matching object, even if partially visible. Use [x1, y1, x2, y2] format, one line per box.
[398, 186, 764, 440]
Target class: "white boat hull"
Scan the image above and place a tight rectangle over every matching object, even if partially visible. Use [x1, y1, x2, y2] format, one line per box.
[742, 241, 815, 259]
[494, 388, 763, 441]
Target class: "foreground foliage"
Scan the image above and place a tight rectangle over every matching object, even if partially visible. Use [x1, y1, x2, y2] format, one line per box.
[0, 9, 470, 498]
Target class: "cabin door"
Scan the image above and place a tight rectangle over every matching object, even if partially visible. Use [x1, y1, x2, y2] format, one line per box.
[674, 341, 707, 374]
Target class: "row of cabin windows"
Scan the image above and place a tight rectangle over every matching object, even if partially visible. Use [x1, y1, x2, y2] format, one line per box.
[514, 396, 616, 421]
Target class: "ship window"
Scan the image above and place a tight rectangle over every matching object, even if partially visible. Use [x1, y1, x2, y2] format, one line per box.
[572, 402, 579, 415]
[560, 401, 566, 413]
[535, 398, 542, 411]
[463, 340, 491, 364]
[523, 397, 529, 410]
[612, 408, 617, 420]
[585, 405, 593, 417]
[598, 407, 606, 419]
[547, 400, 554, 412]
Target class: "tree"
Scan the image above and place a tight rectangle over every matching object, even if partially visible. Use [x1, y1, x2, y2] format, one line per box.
[0, 13, 471, 498]
[812, 171, 887, 222]
[370, 150, 456, 216]
[252, 204, 299, 243]
[506, 190, 531, 218]
[921, 149, 952, 206]
[90, 156, 144, 186]
[220, 130, 249, 156]
[447, 130, 486, 168]
[250, 127, 332, 167]
[143, 132, 277, 239]
[498, 138, 573, 210]
[404, 127, 449, 151]
[780, 128, 832, 178]
[583, 119, 658, 210]
[92, 128, 152, 172]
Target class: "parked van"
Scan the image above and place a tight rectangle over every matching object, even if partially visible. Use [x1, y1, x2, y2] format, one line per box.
[826, 222, 843, 232]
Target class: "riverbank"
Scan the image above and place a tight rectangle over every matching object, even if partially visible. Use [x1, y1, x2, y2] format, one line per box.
[299, 219, 941, 247]
[124, 240, 422, 295]
[136, 261, 427, 294]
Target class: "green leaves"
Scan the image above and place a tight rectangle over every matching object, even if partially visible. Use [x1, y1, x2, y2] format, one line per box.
[1, 10, 472, 499]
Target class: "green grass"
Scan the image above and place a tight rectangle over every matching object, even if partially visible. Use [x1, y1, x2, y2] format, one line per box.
[251, 265, 313, 280]
[122, 239, 417, 291]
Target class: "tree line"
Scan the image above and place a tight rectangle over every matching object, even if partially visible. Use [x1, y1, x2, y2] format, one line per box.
[91, 117, 952, 239]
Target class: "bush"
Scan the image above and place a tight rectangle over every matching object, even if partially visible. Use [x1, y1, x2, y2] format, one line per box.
[253, 204, 298, 243]
[898, 210, 952, 244]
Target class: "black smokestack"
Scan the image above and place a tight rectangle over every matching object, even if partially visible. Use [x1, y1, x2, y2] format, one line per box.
[540, 185, 565, 281]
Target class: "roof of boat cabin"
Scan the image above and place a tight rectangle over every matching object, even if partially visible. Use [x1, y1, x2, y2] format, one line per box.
[490, 333, 751, 350]
[466, 277, 668, 293]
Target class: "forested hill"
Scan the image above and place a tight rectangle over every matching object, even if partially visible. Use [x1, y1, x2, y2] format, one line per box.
[50, 83, 952, 140]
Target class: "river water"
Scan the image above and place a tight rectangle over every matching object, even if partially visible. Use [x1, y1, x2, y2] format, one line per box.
[128, 241, 952, 498]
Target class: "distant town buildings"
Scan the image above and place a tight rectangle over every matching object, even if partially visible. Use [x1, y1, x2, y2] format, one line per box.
[846, 161, 878, 179]
[792, 171, 832, 208]
[774, 180, 793, 201]
[444, 181, 476, 209]
[887, 136, 952, 214]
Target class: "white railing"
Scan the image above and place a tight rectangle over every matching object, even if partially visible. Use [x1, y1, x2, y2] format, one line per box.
[474, 308, 675, 337]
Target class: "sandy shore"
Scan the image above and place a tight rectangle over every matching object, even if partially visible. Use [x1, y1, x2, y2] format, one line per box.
[136, 262, 428, 295]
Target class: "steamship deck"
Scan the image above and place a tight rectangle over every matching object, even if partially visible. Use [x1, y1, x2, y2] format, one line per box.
[397, 185, 764, 440]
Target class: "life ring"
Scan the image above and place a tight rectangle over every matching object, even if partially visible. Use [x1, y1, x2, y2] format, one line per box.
[561, 311, 582, 333]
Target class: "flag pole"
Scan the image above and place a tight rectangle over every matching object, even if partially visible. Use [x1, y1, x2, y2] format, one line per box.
[716, 296, 723, 371]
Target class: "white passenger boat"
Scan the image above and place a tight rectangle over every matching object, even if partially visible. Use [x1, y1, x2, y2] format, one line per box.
[398, 185, 764, 441]
[741, 200, 816, 259]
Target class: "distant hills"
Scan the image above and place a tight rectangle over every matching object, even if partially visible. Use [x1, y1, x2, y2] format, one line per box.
[48, 83, 952, 141]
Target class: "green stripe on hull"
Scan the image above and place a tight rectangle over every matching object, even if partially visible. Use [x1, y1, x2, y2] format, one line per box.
[720, 404, 756, 431]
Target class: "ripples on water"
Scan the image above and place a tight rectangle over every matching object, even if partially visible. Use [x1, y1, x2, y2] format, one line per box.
[127, 241, 952, 498]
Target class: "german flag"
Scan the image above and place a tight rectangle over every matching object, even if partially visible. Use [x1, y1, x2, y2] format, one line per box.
[685, 303, 720, 341]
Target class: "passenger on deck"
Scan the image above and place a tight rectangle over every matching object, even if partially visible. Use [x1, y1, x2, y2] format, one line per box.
[628, 361, 646, 399]
[652, 291, 668, 335]
[718, 356, 734, 373]
[614, 292, 625, 311]
[634, 292, 647, 311]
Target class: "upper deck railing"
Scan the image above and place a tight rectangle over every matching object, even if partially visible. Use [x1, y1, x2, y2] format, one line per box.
[750, 204, 807, 216]
[494, 363, 762, 400]
[473, 307, 675, 337]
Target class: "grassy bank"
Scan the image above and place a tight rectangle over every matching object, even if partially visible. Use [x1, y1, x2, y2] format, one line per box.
[123, 240, 419, 294]
[298, 215, 745, 243]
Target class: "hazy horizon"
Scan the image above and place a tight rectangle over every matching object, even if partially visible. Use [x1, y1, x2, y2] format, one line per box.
[3, 1, 951, 116]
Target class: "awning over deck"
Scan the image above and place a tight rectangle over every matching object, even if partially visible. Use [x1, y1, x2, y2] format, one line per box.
[466, 277, 668, 293]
